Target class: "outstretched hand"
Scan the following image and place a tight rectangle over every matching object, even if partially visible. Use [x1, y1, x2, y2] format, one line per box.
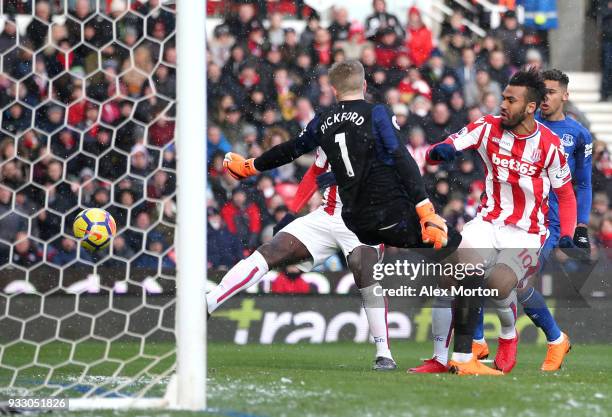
[429, 143, 461, 162]
[223, 152, 259, 180]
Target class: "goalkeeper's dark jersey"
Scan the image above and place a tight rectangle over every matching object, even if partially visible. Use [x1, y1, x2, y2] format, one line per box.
[255, 99, 428, 234]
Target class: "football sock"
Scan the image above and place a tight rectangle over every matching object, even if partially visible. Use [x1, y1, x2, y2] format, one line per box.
[473, 306, 485, 343]
[450, 352, 473, 363]
[206, 251, 269, 314]
[519, 287, 562, 343]
[492, 290, 517, 339]
[453, 304, 480, 360]
[452, 276, 484, 360]
[432, 295, 454, 365]
[360, 284, 393, 359]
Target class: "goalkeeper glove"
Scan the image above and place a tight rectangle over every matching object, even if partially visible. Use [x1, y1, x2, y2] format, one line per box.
[223, 152, 259, 180]
[429, 143, 460, 162]
[416, 199, 448, 249]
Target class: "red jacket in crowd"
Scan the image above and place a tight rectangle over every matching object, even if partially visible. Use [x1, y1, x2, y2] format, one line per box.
[220, 201, 262, 236]
[374, 45, 398, 69]
[405, 7, 433, 67]
[148, 118, 175, 147]
[271, 272, 312, 294]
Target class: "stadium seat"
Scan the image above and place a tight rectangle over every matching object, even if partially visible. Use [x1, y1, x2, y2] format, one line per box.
[275, 183, 299, 206]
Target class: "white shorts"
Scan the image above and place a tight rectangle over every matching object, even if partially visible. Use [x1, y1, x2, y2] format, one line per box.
[459, 216, 547, 282]
[280, 208, 382, 272]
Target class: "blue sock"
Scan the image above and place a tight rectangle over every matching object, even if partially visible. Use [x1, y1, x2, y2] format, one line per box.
[519, 287, 561, 342]
[473, 307, 484, 340]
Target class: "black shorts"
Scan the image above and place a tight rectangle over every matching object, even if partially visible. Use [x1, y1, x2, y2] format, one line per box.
[343, 204, 462, 261]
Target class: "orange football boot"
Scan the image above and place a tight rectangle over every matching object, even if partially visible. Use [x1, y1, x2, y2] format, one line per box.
[472, 340, 490, 360]
[449, 356, 503, 376]
[541, 332, 571, 371]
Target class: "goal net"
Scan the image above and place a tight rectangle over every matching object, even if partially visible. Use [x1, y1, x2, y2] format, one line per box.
[0, 0, 206, 410]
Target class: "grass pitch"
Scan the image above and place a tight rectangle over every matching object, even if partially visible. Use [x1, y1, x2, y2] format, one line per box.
[3, 342, 612, 417]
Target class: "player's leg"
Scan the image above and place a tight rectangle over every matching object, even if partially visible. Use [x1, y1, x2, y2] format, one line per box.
[448, 270, 502, 375]
[491, 287, 518, 340]
[349, 206, 465, 373]
[490, 223, 570, 371]
[519, 285, 571, 371]
[482, 260, 521, 373]
[501, 227, 561, 343]
[371, 208, 463, 372]
[347, 246, 390, 358]
[474, 231, 560, 360]
[517, 274, 570, 370]
[206, 231, 312, 313]
[346, 245, 396, 370]
[517, 225, 570, 369]
[446, 218, 502, 375]
[485, 235, 543, 373]
[518, 284, 560, 342]
[334, 218, 396, 370]
[411, 218, 495, 373]
[518, 272, 562, 344]
[431, 289, 454, 367]
[409, 275, 454, 373]
[207, 209, 341, 314]
[471, 307, 490, 360]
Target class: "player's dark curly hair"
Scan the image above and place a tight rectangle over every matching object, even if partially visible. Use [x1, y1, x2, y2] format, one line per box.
[508, 68, 547, 108]
[542, 69, 570, 88]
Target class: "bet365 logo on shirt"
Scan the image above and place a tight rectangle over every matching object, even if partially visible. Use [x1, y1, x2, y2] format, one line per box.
[491, 153, 537, 175]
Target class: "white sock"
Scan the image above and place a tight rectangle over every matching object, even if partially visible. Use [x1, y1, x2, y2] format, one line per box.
[549, 334, 565, 345]
[451, 352, 473, 363]
[206, 251, 269, 314]
[360, 284, 392, 359]
[493, 291, 518, 339]
[432, 295, 454, 365]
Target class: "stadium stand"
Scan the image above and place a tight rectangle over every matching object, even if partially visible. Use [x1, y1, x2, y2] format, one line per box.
[0, 0, 611, 295]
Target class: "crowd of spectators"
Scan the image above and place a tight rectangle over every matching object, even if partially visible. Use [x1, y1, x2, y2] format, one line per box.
[205, 0, 612, 272]
[0, 1, 611, 291]
[0, 0, 178, 273]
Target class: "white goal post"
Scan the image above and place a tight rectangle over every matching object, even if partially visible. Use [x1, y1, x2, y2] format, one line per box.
[0, 0, 207, 411]
[173, 0, 207, 410]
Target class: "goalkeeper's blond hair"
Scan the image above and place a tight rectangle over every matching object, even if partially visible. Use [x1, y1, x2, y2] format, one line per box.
[329, 59, 365, 97]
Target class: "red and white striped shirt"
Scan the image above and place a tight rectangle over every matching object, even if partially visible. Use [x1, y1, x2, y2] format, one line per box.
[446, 115, 571, 235]
[314, 147, 342, 216]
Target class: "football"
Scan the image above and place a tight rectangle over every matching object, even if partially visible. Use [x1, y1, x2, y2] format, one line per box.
[72, 208, 116, 251]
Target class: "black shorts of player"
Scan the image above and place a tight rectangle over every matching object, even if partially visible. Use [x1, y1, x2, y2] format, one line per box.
[344, 204, 462, 262]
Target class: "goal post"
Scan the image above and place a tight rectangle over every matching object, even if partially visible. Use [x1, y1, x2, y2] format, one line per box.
[173, 0, 207, 410]
[0, 0, 207, 411]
